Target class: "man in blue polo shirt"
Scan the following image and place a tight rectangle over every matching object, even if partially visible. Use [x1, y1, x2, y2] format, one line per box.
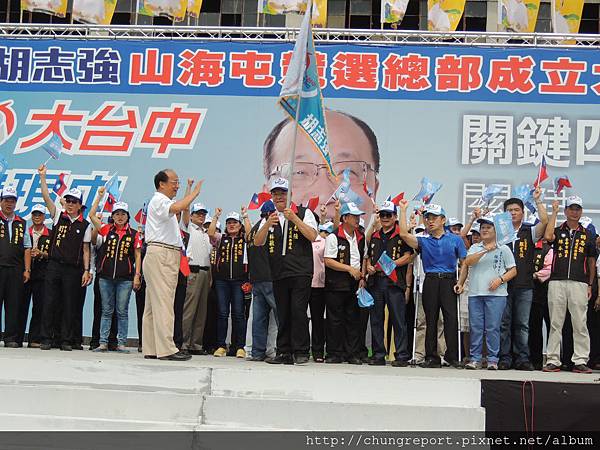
[399, 200, 466, 368]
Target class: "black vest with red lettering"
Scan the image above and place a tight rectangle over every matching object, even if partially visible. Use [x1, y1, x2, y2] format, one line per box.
[49, 213, 89, 268]
[214, 234, 247, 281]
[267, 206, 314, 281]
[30, 226, 51, 280]
[550, 223, 595, 283]
[325, 226, 365, 291]
[98, 225, 138, 281]
[247, 221, 272, 282]
[0, 214, 26, 267]
[367, 224, 412, 290]
[508, 224, 535, 289]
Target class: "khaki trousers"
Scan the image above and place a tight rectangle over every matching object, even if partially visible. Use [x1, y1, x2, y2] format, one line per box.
[182, 270, 210, 351]
[414, 293, 446, 360]
[547, 280, 590, 366]
[142, 245, 180, 358]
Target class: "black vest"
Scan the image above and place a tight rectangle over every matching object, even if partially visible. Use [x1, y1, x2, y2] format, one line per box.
[98, 225, 138, 280]
[550, 223, 595, 283]
[533, 242, 551, 274]
[325, 226, 365, 291]
[49, 213, 89, 268]
[214, 234, 247, 281]
[247, 221, 272, 282]
[30, 226, 51, 279]
[267, 206, 314, 281]
[0, 215, 26, 267]
[367, 225, 412, 290]
[508, 224, 535, 289]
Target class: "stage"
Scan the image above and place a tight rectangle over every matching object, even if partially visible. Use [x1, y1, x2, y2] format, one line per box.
[0, 348, 597, 432]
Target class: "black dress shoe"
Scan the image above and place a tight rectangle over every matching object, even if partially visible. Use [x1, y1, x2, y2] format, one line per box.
[60, 344, 72, 351]
[189, 349, 208, 356]
[368, 358, 386, 366]
[347, 357, 362, 365]
[391, 359, 409, 367]
[40, 343, 52, 350]
[144, 355, 157, 359]
[325, 356, 344, 364]
[265, 354, 294, 365]
[498, 361, 511, 370]
[446, 360, 464, 369]
[158, 351, 192, 361]
[420, 359, 442, 368]
[72, 344, 84, 351]
[247, 355, 266, 362]
[294, 355, 309, 365]
[4, 342, 19, 349]
[515, 361, 535, 371]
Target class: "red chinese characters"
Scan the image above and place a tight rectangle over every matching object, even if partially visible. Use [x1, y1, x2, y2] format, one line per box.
[78, 102, 140, 155]
[435, 55, 483, 92]
[486, 56, 535, 94]
[330, 52, 379, 90]
[17, 100, 87, 152]
[129, 49, 174, 86]
[382, 53, 431, 92]
[280, 50, 328, 88]
[230, 51, 275, 88]
[138, 104, 206, 158]
[177, 49, 226, 87]
[593, 64, 600, 96]
[539, 57, 587, 95]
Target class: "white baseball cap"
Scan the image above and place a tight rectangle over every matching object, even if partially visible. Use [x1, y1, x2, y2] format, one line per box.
[379, 201, 396, 214]
[64, 188, 83, 203]
[447, 217, 463, 227]
[477, 215, 495, 226]
[225, 212, 241, 222]
[1, 185, 17, 200]
[31, 204, 47, 215]
[319, 221, 334, 233]
[468, 222, 481, 234]
[566, 196, 583, 208]
[269, 177, 289, 192]
[424, 204, 446, 217]
[340, 202, 365, 216]
[191, 203, 208, 214]
[112, 202, 129, 214]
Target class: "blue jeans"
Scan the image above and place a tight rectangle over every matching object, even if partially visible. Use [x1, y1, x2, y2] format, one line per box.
[468, 295, 507, 363]
[499, 288, 533, 365]
[215, 279, 246, 350]
[251, 281, 277, 358]
[98, 278, 133, 346]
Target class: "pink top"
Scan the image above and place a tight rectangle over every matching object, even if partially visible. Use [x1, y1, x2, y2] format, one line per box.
[312, 236, 326, 288]
[535, 248, 553, 283]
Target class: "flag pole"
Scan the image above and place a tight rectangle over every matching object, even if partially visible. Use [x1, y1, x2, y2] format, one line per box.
[282, 1, 312, 257]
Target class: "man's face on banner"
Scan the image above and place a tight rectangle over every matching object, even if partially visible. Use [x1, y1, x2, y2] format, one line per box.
[264, 111, 379, 220]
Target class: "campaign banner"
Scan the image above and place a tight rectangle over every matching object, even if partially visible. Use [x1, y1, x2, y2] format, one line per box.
[2, 37, 599, 336]
[21, 0, 68, 17]
[428, 0, 466, 32]
[139, 0, 187, 22]
[552, 0, 584, 34]
[381, 0, 410, 24]
[258, 0, 327, 27]
[73, 0, 118, 25]
[187, 0, 203, 18]
[499, 0, 541, 33]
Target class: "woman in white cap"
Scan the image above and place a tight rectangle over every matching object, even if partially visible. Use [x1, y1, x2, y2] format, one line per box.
[208, 208, 249, 358]
[88, 187, 142, 353]
[455, 215, 516, 370]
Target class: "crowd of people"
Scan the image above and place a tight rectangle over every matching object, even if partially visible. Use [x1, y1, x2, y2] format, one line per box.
[1, 165, 599, 373]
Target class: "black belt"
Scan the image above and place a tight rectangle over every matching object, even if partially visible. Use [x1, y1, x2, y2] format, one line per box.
[425, 272, 456, 279]
[189, 265, 210, 273]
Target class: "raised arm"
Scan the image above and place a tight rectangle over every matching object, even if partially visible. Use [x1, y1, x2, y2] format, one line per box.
[169, 179, 203, 216]
[181, 179, 193, 228]
[37, 164, 57, 219]
[398, 199, 418, 249]
[208, 208, 221, 239]
[241, 206, 252, 239]
[544, 200, 559, 243]
[532, 187, 549, 240]
[88, 186, 105, 232]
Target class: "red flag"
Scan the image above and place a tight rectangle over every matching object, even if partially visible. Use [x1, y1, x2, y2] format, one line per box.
[179, 250, 190, 276]
[375, 261, 398, 283]
[52, 173, 68, 197]
[134, 207, 147, 225]
[248, 192, 272, 210]
[555, 176, 571, 195]
[307, 196, 319, 211]
[389, 192, 404, 206]
[533, 156, 549, 188]
[103, 193, 116, 212]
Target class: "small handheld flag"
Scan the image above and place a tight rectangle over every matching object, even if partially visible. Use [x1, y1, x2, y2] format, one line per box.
[134, 204, 147, 225]
[481, 184, 504, 204]
[388, 192, 405, 206]
[179, 249, 191, 277]
[103, 173, 120, 212]
[307, 195, 320, 211]
[494, 212, 519, 246]
[363, 179, 373, 198]
[52, 173, 68, 197]
[413, 177, 442, 205]
[248, 192, 272, 210]
[513, 184, 536, 214]
[533, 155, 549, 188]
[375, 251, 398, 283]
[332, 168, 363, 206]
[554, 175, 571, 195]
[42, 133, 63, 165]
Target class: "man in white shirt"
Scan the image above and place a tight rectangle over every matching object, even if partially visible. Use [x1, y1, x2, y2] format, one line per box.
[180, 202, 214, 355]
[143, 169, 202, 361]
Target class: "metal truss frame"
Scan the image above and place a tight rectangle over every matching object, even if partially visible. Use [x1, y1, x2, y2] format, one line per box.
[0, 24, 599, 48]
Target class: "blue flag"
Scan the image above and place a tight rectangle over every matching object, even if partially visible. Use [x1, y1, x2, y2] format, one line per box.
[333, 168, 363, 206]
[482, 184, 504, 204]
[512, 184, 536, 214]
[42, 133, 62, 160]
[0, 156, 8, 175]
[356, 287, 374, 308]
[278, 0, 334, 176]
[412, 177, 442, 205]
[375, 251, 398, 282]
[494, 212, 518, 246]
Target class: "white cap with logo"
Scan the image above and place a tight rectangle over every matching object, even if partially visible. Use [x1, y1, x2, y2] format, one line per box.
[191, 203, 208, 214]
[1, 185, 17, 200]
[566, 196, 583, 208]
[31, 204, 47, 215]
[64, 188, 83, 203]
[447, 217, 463, 227]
[225, 212, 241, 222]
[269, 177, 289, 192]
[379, 201, 396, 214]
[112, 202, 129, 214]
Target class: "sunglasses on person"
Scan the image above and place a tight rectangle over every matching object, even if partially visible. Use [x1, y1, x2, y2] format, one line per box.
[378, 212, 393, 219]
[64, 197, 80, 204]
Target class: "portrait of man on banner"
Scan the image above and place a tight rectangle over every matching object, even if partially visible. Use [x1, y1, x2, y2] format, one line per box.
[428, 0, 466, 32]
[499, 0, 540, 33]
[72, 0, 117, 25]
[381, 0, 410, 24]
[21, 0, 68, 17]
